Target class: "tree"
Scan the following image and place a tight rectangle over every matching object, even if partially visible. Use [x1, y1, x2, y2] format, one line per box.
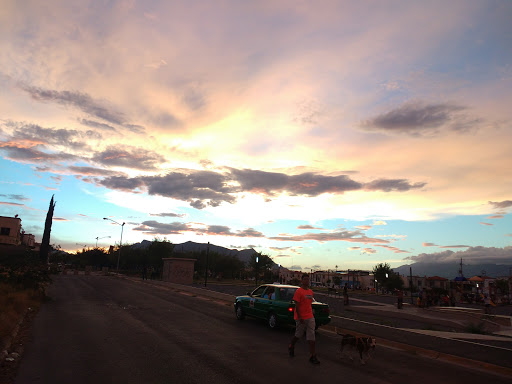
[372, 262, 403, 293]
[248, 253, 274, 282]
[40, 195, 56, 264]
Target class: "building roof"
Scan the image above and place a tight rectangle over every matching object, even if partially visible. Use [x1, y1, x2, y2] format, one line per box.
[426, 275, 448, 281]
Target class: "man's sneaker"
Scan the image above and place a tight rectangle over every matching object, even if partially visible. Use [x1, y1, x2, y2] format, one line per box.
[309, 355, 320, 364]
[288, 344, 294, 357]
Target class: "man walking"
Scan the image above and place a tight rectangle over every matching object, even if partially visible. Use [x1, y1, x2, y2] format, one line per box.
[343, 283, 349, 305]
[288, 274, 320, 364]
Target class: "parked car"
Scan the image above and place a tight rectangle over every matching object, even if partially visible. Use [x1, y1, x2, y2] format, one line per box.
[234, 284, 331, 329]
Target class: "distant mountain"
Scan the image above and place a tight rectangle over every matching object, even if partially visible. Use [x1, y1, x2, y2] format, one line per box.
[393, 262, 512, 279]
[130, 240, 153, 250]
[128, 240, 259, 264]
[171, 241, 258, 264]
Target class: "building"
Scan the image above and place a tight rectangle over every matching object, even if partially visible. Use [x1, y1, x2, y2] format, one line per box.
[21, 232, 36, 247]
[0, 215, 22, 245]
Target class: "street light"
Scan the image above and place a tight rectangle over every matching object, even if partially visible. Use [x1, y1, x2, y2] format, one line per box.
[95, 235, 111, 247]
[103, 218, 125, 272]
[255, 256, 259, 286]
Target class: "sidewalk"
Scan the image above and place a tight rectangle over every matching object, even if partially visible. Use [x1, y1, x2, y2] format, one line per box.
[329, 294, 512, 339]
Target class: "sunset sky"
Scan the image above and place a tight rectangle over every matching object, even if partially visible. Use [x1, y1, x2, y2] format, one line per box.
[1, 1, 511, 272]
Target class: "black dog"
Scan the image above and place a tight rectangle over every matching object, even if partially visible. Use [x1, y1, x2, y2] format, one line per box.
[336, 328, 376, 364]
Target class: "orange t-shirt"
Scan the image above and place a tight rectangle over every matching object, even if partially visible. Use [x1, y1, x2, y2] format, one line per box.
[293, 287, 314, 320]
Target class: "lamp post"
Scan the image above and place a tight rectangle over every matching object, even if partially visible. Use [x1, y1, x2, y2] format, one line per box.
[103, 218, 125, 272]
[255, 256, 259, 286]
[95, 235, 111, 248]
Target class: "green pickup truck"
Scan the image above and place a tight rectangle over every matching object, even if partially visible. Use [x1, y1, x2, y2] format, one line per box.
[234, 284, 331, 329]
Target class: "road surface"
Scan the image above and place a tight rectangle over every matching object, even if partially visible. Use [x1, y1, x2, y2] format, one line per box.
[14, 275, 512, 383]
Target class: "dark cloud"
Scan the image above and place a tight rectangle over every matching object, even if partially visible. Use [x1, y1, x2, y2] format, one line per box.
[100, 176, 145, 192]
[98, 168, 425, 209]
[268, 229, 389, 244]
[132, 220, 189, 235]
[80, 119, 117, 132]
[92, 146, 166, 171]
[68, 166, 123, 177]
[235, 228, 265, 238]
[361, 101, 473, 135]
[297, 225, 323, 230]
[9, 123, 100, 150]
[21, 85, 125, 125]
[122, 124, 146, 134]
[229, 169, 363, 196]
[489, 200, 512, 209]
[364, 178, 426, 192]
[150, 212, 186, 218]
[132, 220, 264, 238]
[140, 171, 237, 208]
[0, 194, 30, 201]
[403, 246, 512, 264]
[0, 145, 78, 163]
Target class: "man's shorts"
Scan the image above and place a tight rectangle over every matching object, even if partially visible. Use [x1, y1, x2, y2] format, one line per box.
[295, 317, 316, 341]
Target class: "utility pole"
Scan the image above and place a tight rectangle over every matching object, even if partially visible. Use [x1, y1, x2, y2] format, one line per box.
[410, 267, 413, 305]
[204, 242, 210, 287]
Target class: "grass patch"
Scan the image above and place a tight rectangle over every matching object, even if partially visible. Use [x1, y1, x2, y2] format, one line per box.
[0, 283, 45, 342]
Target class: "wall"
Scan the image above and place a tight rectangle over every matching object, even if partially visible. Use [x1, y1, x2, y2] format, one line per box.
[162, 258, 196, 284]
[0, 216, 21, 245]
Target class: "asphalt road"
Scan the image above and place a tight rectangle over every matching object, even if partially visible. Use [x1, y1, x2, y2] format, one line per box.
[14, 275, 512, 383]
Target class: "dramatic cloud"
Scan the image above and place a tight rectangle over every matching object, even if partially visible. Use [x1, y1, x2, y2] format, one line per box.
[98, 168, 426, 209]
[268, 229, 390, 244]
[404, 246, 512, 264]
[21, 85, 126, 125]
[92, 146, 166, 171]
[132, 220, 263, 238]
[360, 101, 480, 136]
[423, 242, 437, 247]
[0, 144, 78, 163]
[80, 119, 117, 132]
[9, 123, 101, 150]
[364, 179, 426, 192]
[489, 200, 512, 210]
[230, 169, 363, 196]
[68, 166, 123, 177]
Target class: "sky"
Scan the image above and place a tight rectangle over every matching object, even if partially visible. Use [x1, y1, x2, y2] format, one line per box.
[1, 0, 511, 273]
